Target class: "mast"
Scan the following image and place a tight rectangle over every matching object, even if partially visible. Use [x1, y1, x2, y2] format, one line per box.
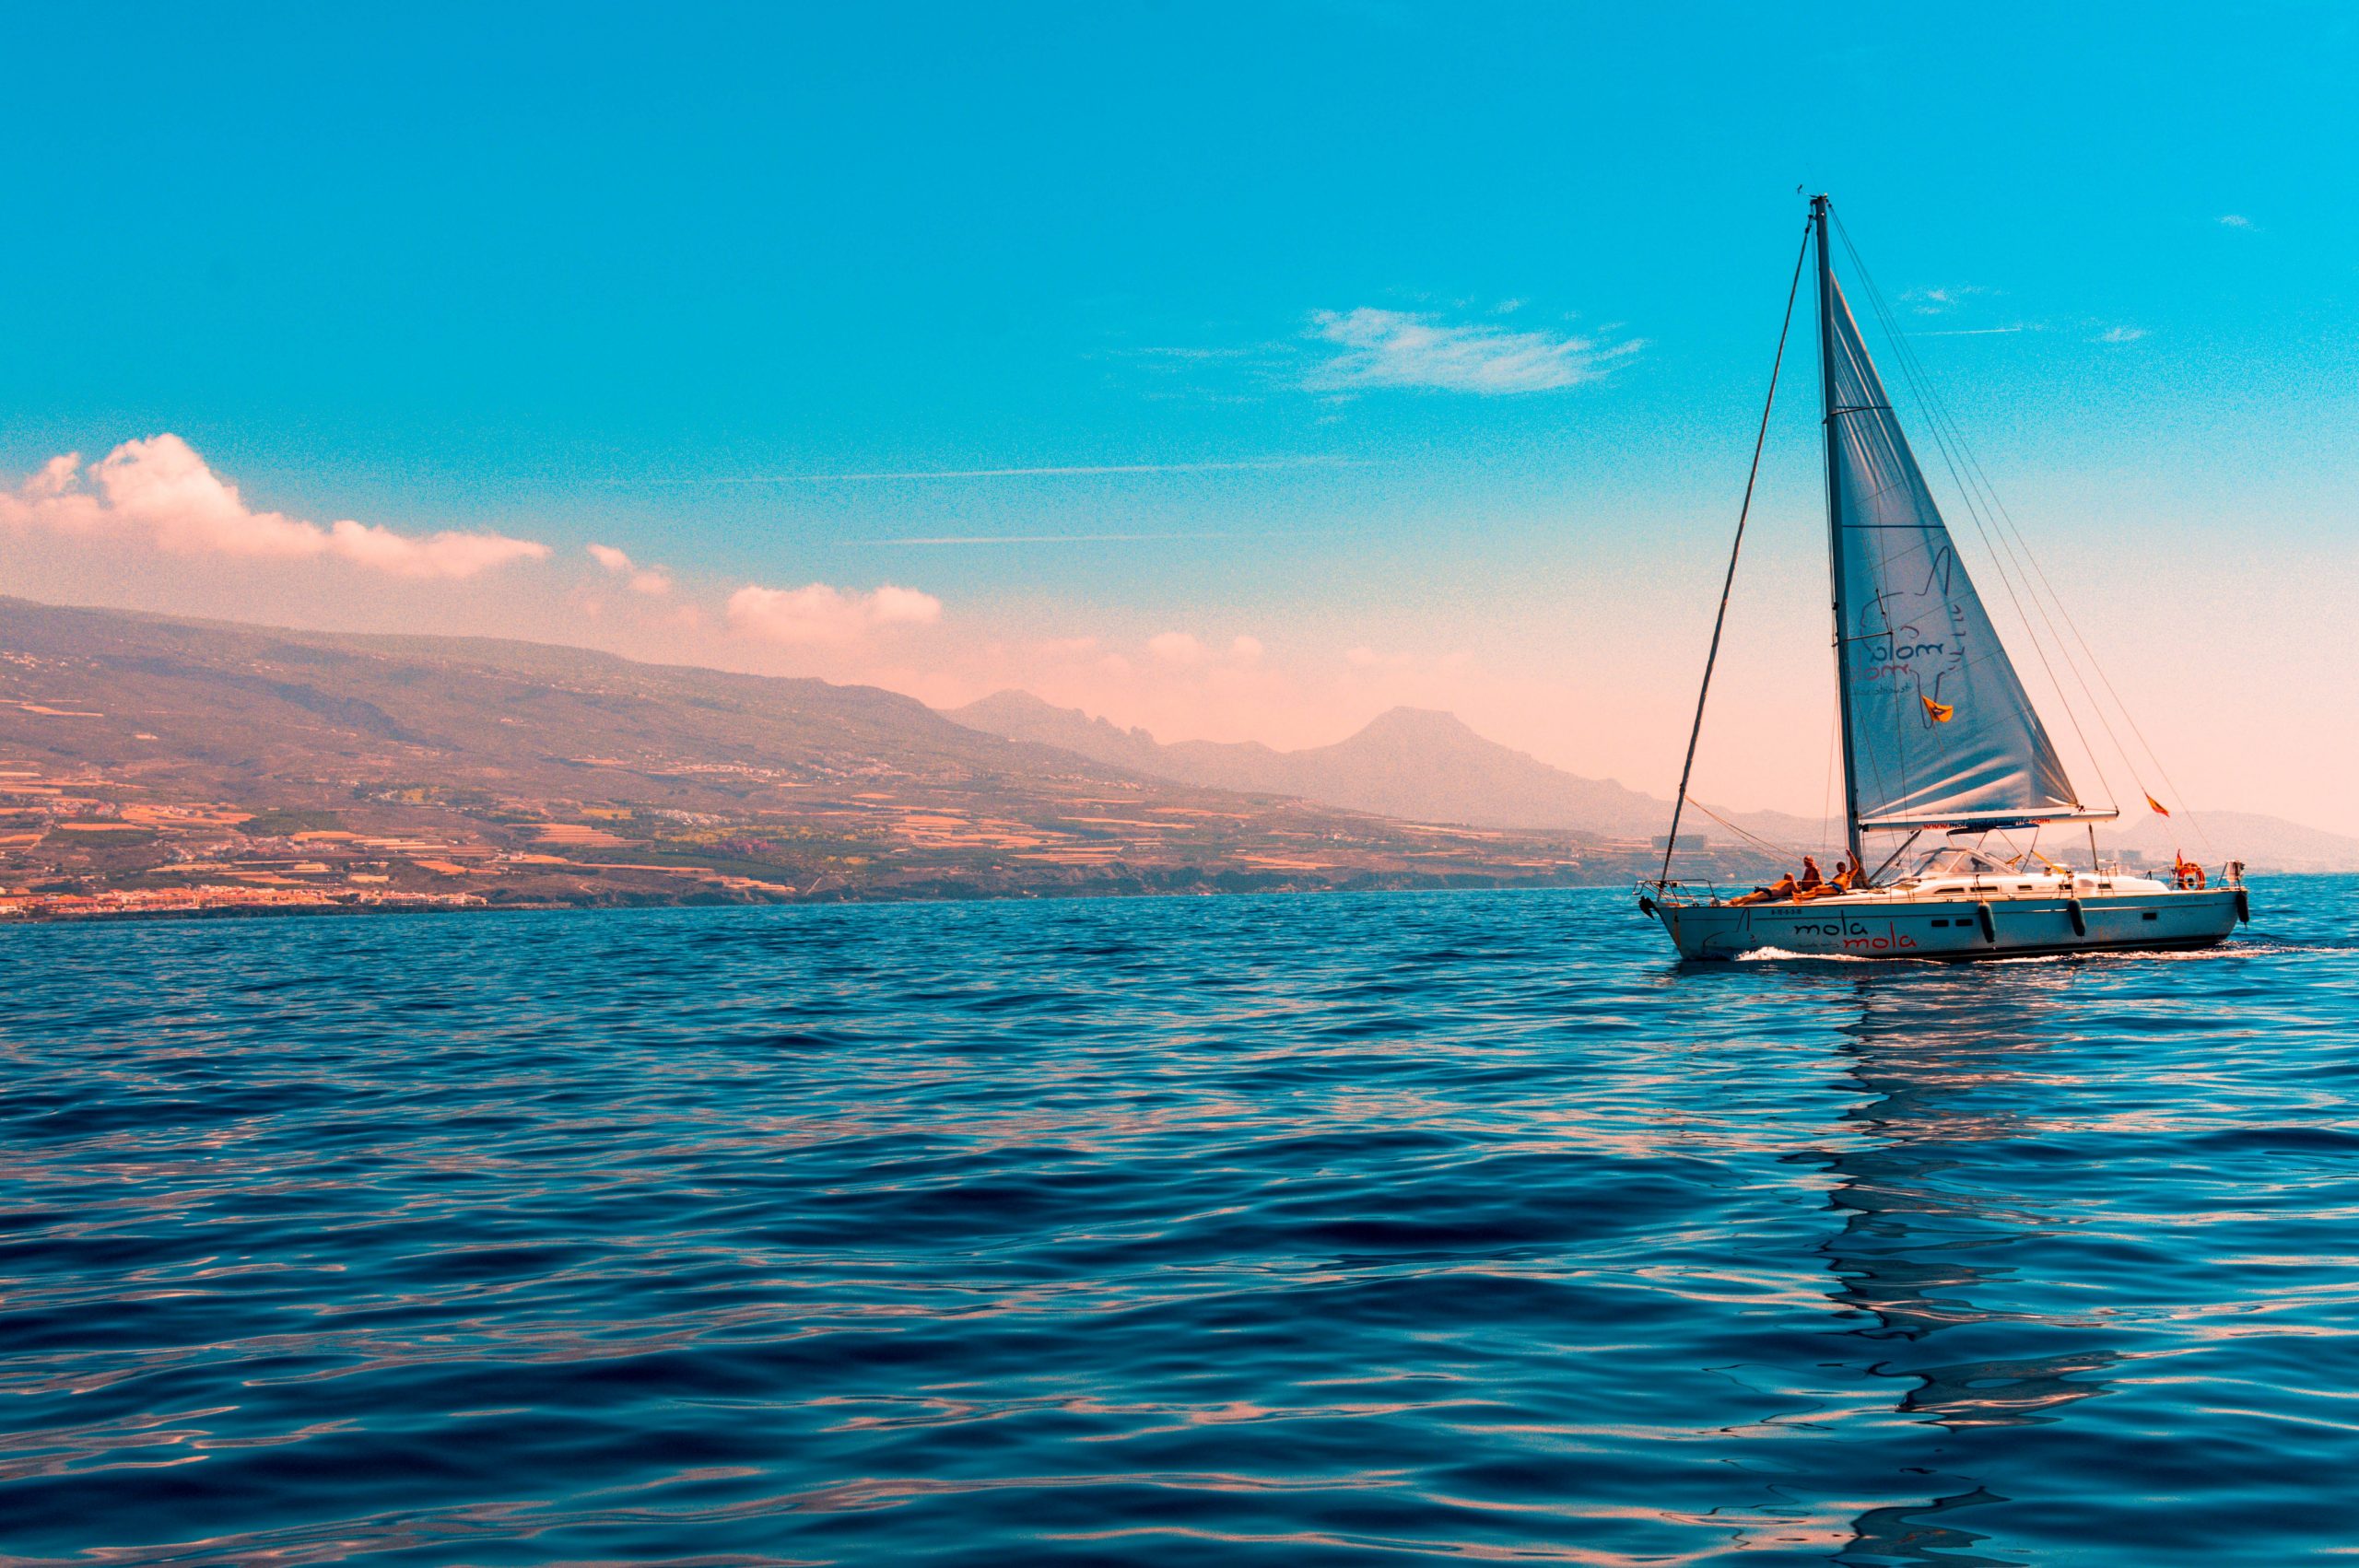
[1813, 193, 1867, 873]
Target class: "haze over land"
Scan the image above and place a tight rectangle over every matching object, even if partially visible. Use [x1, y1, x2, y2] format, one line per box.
[0, 597, 1770, 915]
[3, 595, 2345, 921]
[948, 689, 2359, 875]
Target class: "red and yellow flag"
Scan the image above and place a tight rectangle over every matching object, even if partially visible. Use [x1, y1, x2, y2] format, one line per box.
[2145, 792, 2170, 817]
[1920, 695, 1954, 723]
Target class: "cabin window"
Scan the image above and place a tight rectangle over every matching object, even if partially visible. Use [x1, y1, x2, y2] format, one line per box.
[1931, 919, 1949, 928]
[2142, 910, 2159, 921]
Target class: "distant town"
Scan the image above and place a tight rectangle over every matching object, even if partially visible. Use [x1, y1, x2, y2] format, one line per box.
[0, 756, 1708, 924]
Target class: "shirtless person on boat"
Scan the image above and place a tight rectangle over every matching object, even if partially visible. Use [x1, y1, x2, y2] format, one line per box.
[1795, 860, 1860, 900]
[1730, 872, 1801, 907]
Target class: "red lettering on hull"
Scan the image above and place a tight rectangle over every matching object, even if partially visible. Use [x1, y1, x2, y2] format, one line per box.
[1840, 920, 1920, 953]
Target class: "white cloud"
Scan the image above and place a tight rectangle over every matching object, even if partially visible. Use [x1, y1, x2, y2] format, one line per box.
[0, 435, 547, 579]
[2095, 324, 2149, 344]
[2218, 214, 2254, 228]
[1305, 308, 1639, 394]
[726, 581, 942, 646]
[1147, 630, 1209, 664]
[586, 543, 673, 594]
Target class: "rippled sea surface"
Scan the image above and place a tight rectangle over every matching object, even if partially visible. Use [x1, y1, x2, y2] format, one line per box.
[6, 881, 2359, 1565]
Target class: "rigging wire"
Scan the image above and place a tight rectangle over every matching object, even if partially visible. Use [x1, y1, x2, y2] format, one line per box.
[1836, 218, 2139, 820]
[1819, 692, 1839, 857]
[1828, 210, 2140, 833]
[1835, 219, 2214, 858]
[1656, 217, 1813, 887]
[1879, 263, 2216, 861]
[1679, 794, 1816, 862]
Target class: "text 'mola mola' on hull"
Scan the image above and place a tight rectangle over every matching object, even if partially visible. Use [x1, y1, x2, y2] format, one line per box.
[1638, 194, 2245, 961]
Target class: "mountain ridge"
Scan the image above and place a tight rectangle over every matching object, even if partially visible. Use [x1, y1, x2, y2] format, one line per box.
[947, 688, 1827, 845]
[945, 688, 2359, 873]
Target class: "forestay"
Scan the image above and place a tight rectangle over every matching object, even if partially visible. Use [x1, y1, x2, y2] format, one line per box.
[1824, 276, 2082, 827]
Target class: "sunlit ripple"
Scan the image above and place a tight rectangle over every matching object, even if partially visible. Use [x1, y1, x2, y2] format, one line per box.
[1, 881, 2355, 1564]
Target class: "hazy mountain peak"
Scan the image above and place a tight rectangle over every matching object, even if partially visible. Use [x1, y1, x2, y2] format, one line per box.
[945, 688, 1674, 837]
[1344, 707, 1485, 745]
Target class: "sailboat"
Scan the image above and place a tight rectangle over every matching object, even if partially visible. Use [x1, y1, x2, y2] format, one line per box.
[1640, 196, 2246, 960]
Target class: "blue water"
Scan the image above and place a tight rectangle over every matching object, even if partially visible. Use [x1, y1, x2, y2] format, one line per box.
[4, 882, 2357, 1565]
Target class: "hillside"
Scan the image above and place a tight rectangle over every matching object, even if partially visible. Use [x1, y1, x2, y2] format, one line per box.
[0, 597, 1774, 917]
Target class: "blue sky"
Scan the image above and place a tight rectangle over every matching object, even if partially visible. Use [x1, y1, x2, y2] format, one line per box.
[4, 4, 2355, 823]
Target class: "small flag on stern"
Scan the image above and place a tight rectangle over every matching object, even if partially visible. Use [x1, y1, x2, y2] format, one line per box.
[2146, 792, 2171, 817]
[1920, 695, 1954, 723]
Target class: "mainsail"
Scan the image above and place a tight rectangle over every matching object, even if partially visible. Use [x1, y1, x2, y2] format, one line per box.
[1823, 274, 2082, 828]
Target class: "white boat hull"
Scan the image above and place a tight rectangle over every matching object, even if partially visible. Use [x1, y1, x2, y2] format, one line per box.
[1649, 887, 2242, 961]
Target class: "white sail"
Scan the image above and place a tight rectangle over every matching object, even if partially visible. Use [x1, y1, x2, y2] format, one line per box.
[1825, 276, 2083, 827]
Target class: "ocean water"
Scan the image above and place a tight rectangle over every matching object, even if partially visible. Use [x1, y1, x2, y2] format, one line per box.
[4, 881, 2358, 1566]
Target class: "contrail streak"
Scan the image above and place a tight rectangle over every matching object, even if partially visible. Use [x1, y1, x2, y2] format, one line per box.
[611, 458, 1367, 486]
[847, 530, 1342, 546]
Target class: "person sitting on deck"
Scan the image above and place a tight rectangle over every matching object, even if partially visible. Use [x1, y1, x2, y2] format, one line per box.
[1796, 859, 1860, 900]
[1796, 856, 1825, 893]
[1730, 872, 1801, 906]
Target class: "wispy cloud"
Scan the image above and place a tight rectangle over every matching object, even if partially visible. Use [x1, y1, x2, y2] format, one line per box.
[1902, 285, 1996, 315]
[1142, 630, 1264, 669]
[2095, 324, 2149, 344]
[1, 435, 546, 579]
[726, 582, 943, 647]
[847, 529, 1340, 547]
[586, 543, 673, 594]
[1908, 324, 2032, 337]
[1147, 631, 1208, 665]
[1305, 308, 1640, 394]
[2218, 214, 2255, 229]
[620, 458, 1362, 486]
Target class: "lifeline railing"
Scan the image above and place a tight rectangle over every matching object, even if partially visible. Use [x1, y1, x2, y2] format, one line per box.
[1634, 878, 1726, 913]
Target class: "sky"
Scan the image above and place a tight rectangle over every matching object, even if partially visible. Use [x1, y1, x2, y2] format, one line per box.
[3, 3, 2355, 827]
